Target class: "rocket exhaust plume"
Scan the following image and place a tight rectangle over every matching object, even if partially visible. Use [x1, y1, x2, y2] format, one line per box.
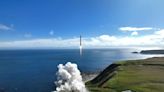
[80, 35, 82, 55]
[53, 62, 88, 92]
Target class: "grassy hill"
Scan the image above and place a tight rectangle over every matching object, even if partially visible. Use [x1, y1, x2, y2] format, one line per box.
[86, 57, 164, 92]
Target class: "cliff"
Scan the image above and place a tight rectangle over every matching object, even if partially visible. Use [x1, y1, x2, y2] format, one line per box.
[86, 57, 164, 92]
[140, 50, 164, 54]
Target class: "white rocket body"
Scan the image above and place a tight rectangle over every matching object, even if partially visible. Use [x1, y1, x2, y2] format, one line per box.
[80, 35, 82, 55]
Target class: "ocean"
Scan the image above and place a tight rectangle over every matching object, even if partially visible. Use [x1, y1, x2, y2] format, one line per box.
[0, 48, 163, 92]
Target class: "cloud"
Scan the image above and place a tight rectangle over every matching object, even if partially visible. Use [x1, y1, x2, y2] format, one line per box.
[49, 30, 54, 35]
[0, 38, 80, 48]
[1, 29, 164, 49]
[119, 27, 153, 32]
[24, 33, 32, 38]
[131, 31, 138, 36]
[119, 27, 153, 36]
[154, 29, 164, 36]
[0, 24, 13, 31]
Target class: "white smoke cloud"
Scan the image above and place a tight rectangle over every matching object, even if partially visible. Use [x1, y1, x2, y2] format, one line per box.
[53, 62, 88, 92]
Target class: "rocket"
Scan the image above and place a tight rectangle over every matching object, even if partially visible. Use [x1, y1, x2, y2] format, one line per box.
[80, 35, 82, 55]
[80, 35, 82, 46]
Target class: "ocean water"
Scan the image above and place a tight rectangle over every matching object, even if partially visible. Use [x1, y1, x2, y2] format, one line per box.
[0, 48, 163, 92]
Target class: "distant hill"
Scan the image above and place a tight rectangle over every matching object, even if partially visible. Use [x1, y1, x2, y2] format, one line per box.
[86, 57, 164, 92]
[140, 50, 164, 54]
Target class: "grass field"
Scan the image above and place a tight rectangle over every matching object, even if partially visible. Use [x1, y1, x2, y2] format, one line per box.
[86, 57, 164, 92]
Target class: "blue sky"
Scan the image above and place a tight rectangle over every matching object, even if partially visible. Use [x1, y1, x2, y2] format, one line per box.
[0, 0, 164, 48]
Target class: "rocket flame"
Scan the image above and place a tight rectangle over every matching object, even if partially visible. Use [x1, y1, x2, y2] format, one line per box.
[80, 45, 82, 56]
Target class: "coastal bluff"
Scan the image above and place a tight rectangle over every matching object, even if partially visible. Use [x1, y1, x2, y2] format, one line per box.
[86, 57, 164, 92]
[140, 50, 164, 54]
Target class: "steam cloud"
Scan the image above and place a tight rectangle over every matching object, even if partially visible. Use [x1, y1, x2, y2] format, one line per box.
[53, 62, 88, 92]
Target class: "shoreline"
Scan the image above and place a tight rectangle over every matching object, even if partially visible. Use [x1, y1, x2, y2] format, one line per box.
[82, 72, 99, 82]
[82, 56, 163, 83]
[86, 56, 164, 92]
[140, 49, 164, 54]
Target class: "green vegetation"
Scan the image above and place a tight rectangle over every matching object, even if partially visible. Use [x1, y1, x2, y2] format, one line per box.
[86, 57, 164, 92]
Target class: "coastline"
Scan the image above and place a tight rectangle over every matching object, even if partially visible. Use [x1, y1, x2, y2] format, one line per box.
[140, 49, 164, 54]
[86, 56, 164, 92]
[82, 72, 99, 82]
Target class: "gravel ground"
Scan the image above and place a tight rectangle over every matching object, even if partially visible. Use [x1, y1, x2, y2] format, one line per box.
[81, 72, 99, 82]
